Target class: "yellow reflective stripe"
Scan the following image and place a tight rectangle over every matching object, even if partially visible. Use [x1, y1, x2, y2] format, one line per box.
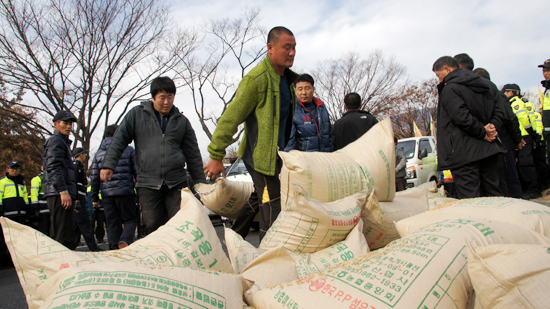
[262, 185, 270, 204]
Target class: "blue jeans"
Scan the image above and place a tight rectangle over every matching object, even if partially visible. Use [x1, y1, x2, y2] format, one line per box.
[102, 195, 137, 250]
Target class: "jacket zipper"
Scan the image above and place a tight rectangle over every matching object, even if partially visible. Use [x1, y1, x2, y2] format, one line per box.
[271, 94, 277, 170]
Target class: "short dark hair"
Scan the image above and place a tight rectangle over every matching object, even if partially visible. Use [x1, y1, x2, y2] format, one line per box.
[294, 74, 314, 87]
[103, 124, 118, 139]
[150, 76, 176, 98]
[267, 26, 294, 45]
[473, 68, 491, 80]
[454, 53, 474, 71]
[344, 92, 362, 110]
[432, 56, 459, 72]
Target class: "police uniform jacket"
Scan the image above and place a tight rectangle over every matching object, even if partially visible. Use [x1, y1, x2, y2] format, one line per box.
[0, 173, 29, 217]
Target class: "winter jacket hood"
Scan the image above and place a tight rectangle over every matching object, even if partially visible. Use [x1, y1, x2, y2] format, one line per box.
[440, 68, 490, 94]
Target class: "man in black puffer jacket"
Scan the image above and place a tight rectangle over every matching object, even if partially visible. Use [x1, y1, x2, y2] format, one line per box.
[100, 77, 206, 236]
[43, 110, 78, 249]
[454, 54, 523, 199]
[332, 92, 378, 150]
[433, 56, 504, 199]
[91, 124, 137, 249]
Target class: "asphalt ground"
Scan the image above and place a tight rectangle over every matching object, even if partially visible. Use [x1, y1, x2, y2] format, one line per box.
[0, 221, 259, 308]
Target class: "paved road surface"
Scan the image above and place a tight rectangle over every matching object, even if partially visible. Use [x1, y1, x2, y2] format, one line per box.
[0, 222, 259, 308]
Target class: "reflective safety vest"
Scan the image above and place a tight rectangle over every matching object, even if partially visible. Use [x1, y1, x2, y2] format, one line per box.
[522, 98, 538, 129]
[0, 175, 29, 217]
[542, 88, 550, 130]
[534, 111, 544, 140]
[31, 173, 49, 214]
[510, 96, 531, 136]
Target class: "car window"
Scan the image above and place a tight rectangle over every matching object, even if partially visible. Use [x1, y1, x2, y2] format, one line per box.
[419, 139, 433, 154]
[227, 158, 248, 176]
[397, 140, 416, 159]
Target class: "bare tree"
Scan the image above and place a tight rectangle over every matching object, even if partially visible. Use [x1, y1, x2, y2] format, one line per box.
[0, 0, 197, 165]
[175, 8, 266, 142]
[313, 50, 406, 122]
[388, 78, 439, 138]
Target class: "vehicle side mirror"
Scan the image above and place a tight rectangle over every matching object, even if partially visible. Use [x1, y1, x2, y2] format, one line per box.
[419, 148, 428, 159]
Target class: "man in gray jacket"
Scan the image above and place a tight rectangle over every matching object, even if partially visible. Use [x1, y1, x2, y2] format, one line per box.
[100, 76, 206, 235]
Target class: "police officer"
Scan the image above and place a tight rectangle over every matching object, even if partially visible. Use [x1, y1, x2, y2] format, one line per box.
[30, 166, 50, 236]
[503, 84, 541, 199]
[533, 111, 550, 192]
[539, 59, 550, 166]
[0, 161, 29, 223]
[72, 148, 100, 251]
[0, 161, 29, 268]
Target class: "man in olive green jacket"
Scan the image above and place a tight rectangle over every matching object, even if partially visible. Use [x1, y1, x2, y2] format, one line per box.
[204, 26, 298, 241]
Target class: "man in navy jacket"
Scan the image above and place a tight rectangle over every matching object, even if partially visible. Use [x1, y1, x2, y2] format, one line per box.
[43, 110, 78, 249]
[285, 73, 333, 152]
[91, 124, 138, 249]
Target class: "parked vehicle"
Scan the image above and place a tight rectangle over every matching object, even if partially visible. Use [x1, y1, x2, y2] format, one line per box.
[225, 158, 253, 183]
[397, 136, 438, 188]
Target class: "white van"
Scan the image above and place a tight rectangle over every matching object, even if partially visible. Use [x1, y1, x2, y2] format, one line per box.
[397, 136, 438, 188]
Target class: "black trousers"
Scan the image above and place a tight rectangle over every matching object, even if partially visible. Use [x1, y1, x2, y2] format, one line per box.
[545, 133, 550, 167]
[137, 182, 187, 236]
[103, 195, 138, 250]
[47, 195, 76, 250]
[517, 141, 539, 194]
[73, 200, 98, 251]
[231, 191, 260, 239]
[37, 213, 51, 237]
[395, 177, 407, 192]
[244, 161, 282, 242]
[93, 208, 106, 242]
[451, 154, 502, 199]
[533, 140, 550, 190]
[502, 150, 523, 199]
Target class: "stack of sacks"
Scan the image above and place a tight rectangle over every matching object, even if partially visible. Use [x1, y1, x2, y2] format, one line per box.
[361, 187, 429, 249]
[279, 117, 395, 208]
[246, 218, 550, 308]
[226, 221, 370, 301]
[396, 197, 550, 237]
[259, 183, 368, 253]
[37, 262, 249, 309]
[225, 221, 369, 287]
[0, 189, 234, 309]
[466, 242, 550, 308]
[225, 183, 370, 301]
[194, 177, 254, 218]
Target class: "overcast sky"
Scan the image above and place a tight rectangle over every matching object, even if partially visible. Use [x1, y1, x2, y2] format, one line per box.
[91, 0, 550, 162]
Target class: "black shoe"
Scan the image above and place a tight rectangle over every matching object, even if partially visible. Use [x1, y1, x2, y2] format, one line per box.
[524, 191, 542, 200]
